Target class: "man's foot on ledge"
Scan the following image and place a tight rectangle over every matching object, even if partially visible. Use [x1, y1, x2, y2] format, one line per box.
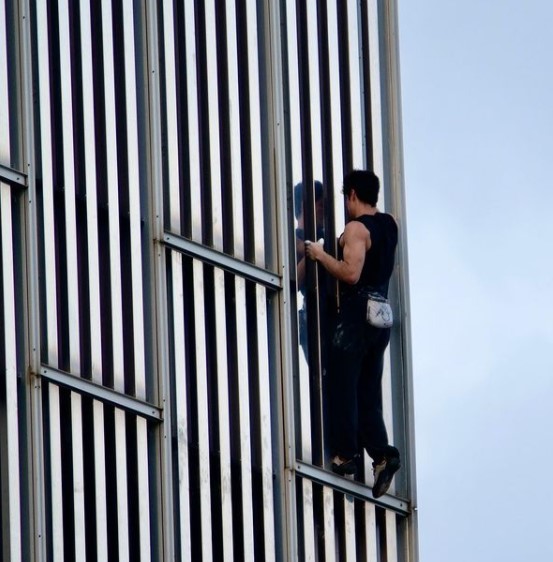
[372, 452, 400, 498]
[331, 455, 357, 476]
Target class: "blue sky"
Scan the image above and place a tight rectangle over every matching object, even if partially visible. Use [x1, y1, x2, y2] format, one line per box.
[399, 1, 553, 560]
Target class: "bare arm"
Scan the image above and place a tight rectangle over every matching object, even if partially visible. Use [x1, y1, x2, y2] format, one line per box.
[305, 220, 370, 284]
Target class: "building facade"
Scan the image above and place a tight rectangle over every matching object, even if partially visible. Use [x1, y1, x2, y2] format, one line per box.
[0, 0, 416, 560]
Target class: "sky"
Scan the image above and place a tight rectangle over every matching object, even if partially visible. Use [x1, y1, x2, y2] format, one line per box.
[398, 1, 553, 560]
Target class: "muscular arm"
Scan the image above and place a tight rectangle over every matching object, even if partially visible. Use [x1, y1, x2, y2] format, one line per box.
[305, 220, 370, 284]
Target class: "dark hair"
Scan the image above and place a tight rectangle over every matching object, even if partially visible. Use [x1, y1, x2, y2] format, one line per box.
[342, 170, 380, 206]
[293, 180, 324, 219]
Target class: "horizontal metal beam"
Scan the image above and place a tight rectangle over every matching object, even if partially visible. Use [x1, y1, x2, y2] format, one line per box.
[163, 231, 282, 290]
[295, 460, 410, 516]
[39, 365, 162, 422]
[0, 164, 27, 189]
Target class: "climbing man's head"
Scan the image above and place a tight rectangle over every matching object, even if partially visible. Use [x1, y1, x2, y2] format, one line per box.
[342, 170, 380, 206]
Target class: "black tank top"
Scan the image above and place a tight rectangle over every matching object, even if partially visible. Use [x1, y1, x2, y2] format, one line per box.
[340, 213, 398, 299]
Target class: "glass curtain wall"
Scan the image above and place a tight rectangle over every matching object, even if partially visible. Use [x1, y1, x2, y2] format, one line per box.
[0, 0, 416, 560]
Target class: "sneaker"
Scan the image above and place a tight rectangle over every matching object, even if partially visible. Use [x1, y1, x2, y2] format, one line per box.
[372, 455, 400, 498]
[331, 455, 357, 476]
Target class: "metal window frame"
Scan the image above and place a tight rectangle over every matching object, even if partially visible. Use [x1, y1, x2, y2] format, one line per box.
[163, 231, 282, 290]
[0, 163, 26, 189]
[39, 366, 162, 422]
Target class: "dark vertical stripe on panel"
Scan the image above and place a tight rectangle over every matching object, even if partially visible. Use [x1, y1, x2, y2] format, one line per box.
[70, 0, 93, 380]
[59, 388, 76, 561]
[224, 272, 245, 559]
[256, 2, 273, 269]
[360, 0, 374, 171]
[104, 406, 120, 561]
[81, 397, 98, 562]
[295, 477, 306, 560]
[245, 280, 266, 561]
[214, 0, 234, 256]
[53, 178, 69, 372]
[194, 0, 213, 247]
[337, 1, 353, 173]
[315, 0, 338, 257]
[41, 384, 54, 562]
[312, 483, 325, 560]
[175, 2, 194, 238]
[334, 492, 347, 558]
[235, 0, 255, 264]
[202, 263, 224, 560]
[125, 414, 140, 562]
[76, 194, 92, 378]
[295, 0, 315, 196]
[180, 255, 201, 562]
[354, 497, 367, 559]
[376, 505, 386, 559]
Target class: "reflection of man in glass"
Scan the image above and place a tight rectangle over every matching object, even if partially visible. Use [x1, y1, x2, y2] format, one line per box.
[305, 170, 400, 498]
[294, 180, 325, 360]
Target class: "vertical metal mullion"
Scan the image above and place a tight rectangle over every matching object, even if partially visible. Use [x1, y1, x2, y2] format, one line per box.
[19, 0, 47, 556]
[57, 2, 87, 557]
[121, 2, 151, 558]
[203, 0, 223, 250]
[0, 5, 19, 560]
[1, 183, 22, 562]
[192, 261, 213, 560]
[254, 285, 276, 561]
[34, 0, 64, 558]
[79, 0, 108, 556]
[244, 0, 265, 265]
[265, 0, 299, 557]
[213, 268, 234, 561]
[101, 1, 129, 558]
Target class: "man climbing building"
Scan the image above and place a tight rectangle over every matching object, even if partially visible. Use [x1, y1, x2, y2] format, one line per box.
[304, 170, 400, 498]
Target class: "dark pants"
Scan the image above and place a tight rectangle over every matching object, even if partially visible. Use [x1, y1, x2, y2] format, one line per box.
[329, 300, 392, 461]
